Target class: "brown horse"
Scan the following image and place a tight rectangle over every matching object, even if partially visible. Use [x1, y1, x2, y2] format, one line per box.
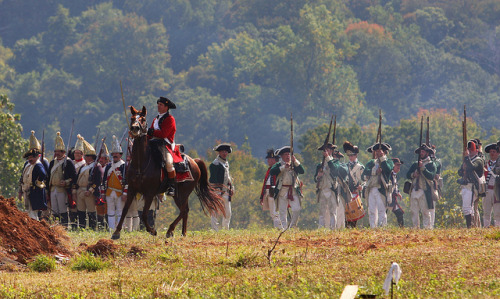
[111, 106, 225, 239]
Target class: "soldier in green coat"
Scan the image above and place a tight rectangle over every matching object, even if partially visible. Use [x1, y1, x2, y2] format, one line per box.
[269, 146, 304, 228]
[406, 144, 437, 229]
[314, 143, 347, 229]
[458, 140, 485, 228]
[362, 143, 394, 228]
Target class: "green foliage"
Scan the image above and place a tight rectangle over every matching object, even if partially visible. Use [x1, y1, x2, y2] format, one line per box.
[70, 252, 108, 272]
[28, 255, 56, 272]
[0, 95, 27, 198]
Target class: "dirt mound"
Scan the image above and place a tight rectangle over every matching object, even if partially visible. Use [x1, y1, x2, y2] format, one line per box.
[0, 196, 71, 264]
[127, 246, 147, 257]
[85, 239, 118, 257]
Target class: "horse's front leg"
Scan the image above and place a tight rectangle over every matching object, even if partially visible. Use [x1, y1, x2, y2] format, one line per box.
[142, 194, 157, 236]
[112, 190, 136, 240]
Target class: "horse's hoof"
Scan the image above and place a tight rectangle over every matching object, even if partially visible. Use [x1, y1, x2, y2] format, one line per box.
[111, 233, 120, 240]
[149, 230, 157, 236]
[166, 231, 174, 238]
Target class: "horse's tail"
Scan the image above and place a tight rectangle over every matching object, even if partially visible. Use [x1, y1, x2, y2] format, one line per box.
[194, 158, 226, 217]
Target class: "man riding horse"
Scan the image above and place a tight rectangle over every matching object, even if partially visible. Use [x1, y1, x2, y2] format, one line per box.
[147, 97, 177, 196]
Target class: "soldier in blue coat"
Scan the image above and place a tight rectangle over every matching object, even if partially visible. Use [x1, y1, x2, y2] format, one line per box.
[209, 143, 234, 230]
[18, 132, 47, 220]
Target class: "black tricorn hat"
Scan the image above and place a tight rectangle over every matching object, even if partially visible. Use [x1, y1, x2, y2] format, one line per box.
[391, 158, 404, 165]
[275, 146, 291, 156]
[414, 143, 434, 154]
[213, 143, 232, 153]
[157, 97, 176, 109]
[485, 143, 499, 153]
[265, 148, 276, 159]
[317, 143, 337, 151]
[343, 141, 359, 155]
[370, 142, 392, 152]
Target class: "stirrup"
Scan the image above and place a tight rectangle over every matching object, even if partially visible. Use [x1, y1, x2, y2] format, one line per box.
[166, 187, 175, 196]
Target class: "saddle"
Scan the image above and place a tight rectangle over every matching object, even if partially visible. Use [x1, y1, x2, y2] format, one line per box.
[175, 155, 190, 173]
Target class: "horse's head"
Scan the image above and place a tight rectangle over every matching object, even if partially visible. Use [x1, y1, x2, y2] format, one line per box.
[130, 106, 147, 138]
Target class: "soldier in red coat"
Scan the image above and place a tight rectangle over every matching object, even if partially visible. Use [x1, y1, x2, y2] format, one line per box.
[147, 97, 177, 196]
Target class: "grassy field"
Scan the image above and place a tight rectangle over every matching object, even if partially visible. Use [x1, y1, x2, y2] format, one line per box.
[0, 227, 499, 298]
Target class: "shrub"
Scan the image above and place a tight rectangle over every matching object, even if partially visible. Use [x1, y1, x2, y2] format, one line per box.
[70, 252, 108, 272]
[28, 255, 56, 272]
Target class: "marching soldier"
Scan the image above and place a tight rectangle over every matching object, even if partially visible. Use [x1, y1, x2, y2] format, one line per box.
[47, 132, 76, 227]
[343, 141, 365, 228]
[209, 143, 234, 230]
[96, 140, 109, 230]
[314, 143, 343, 229]
[483, 143, 499, 227]
[102, 136, 127, 231]
[493, 140, 500, 227]
[458, 140, 485, 228]
[470, 138, 484, 227]
[259, 149, 282, 229]
[389, 158, 404, 227]
[69, 135, 86, 229]
[406, 144, 437, 229]
[270, 146, 305, 229]
[333, 149, 350, 229]
[429, 145, 442, 228]
[18, 131, 48, 220]
[362, 143, 394, 228]
[147, 96, 177, 196]
[74, 138, 103, 229]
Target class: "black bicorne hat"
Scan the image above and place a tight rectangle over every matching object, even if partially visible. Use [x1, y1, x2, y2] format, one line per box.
[157, 97, 176, 109]
[317, 143, 337, 151]
[213, 143, 232, 153]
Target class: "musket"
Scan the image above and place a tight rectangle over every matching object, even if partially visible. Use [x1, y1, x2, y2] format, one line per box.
[290, 112, 294, 171]
[462, 105, 467, 180]
[378, 109, 382, 146]
[41, 129, 45, 164]
[88, 135, 106, 191]
[414, 116, 424, 191]
[316, 115, 334, 202]
[463, 105, 467, 155]
[62, 119, 75, 172]
[426, 116, 430, 146]
[331, 115, 337, 146]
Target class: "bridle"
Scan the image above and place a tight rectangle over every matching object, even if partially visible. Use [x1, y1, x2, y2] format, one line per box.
[130, 114, 147, 138]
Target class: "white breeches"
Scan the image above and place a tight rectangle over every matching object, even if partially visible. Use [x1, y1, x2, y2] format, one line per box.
[368, 188, 387, 228]
[51, 189, 68, 214]
[211, 193, 231, 230]
[106, 191, 123, 230]
[483, 188, 500, 227]
[277, 187, 301, 229]
[410, 189, 432, 229]
[263, 191, 281, 229]
[461, 186, 476, 216]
